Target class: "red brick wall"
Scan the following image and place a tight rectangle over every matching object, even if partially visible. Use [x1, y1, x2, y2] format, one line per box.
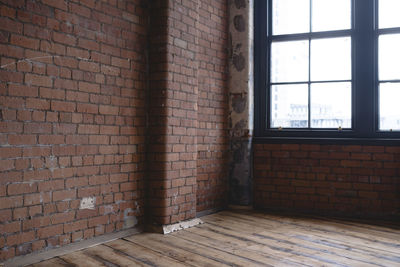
[254, 143, 400, 218]
[146, 0, 199, 226]
[0, 0, 147, 261]
[196, 0, 229, 213]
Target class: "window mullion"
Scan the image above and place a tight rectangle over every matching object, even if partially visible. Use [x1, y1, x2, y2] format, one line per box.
[354, 0, 375, 136]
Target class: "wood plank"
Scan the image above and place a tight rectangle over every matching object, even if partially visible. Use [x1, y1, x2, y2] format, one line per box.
[83, 244, 149, 267]
[186, 224, 329, 267]
[30, 257, 75, 267]
[124, 233, 230, 266]
[161, 232, 268, 266]
[26, 209, 400, 267]
[210, 211, 400, 255]
[59, 250, 109, 267]
[231, 210, 400, 242]
[200, 220, 381, 267]
[176, 227, 307, 266]
[205, 212, 400, 265]
[105, 239, 188, 267]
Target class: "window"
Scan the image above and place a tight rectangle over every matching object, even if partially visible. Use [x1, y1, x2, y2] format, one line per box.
[254, 0, 400, 141]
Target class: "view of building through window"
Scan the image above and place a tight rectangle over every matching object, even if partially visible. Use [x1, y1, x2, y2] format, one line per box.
[270, 0, 351, 129]
[378, 0, 400, 131]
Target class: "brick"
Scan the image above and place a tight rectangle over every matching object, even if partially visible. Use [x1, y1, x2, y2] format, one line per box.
[42, 0, 68, 10]
[79, 81, 100, 93]
[51, 100, 76, 112]
[8, 135, 36, 145]
[40, 87, 65, 100]
[77, 103, 98, 114]
[67, 47, 89, 59]
[79, 60, 100, 72]
[7, 183, 37, 195]
[53, 189, 76, 201]
[10, 34, 39, 49]
[25, 73, 53, 87]
[39, 135, 65, 144]
[111, 57, 130, 68]
[0, 196, 23, 209]
[64, 219, 87, 233]
[53, 32, 77, 46]
[88, 215, 108, 227]
[13, 207, 28, 220]
[8, 84, 38, 97]
[51, 211, 75, 224]
[101, 64, 120, 76]
[37, 224, 63, 239]
[26, 98, 50, 110]
[70, 2, 91, 18]
[38, 180, 65, 192]
[6, 231, 35, 246]
[24, 122, 52, 134]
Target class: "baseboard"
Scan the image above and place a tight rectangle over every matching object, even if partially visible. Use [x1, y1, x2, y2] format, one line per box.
[3, 227, 142, 267]
[228, 204, 254, 210]
[196, 207, 224, 217]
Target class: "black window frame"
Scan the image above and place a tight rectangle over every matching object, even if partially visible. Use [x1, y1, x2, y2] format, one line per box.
[254, 0, 400, 144]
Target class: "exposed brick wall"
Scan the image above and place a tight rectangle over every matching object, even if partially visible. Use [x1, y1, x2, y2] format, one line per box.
[0, 0, 147, 261]
[196, 0, 229, 213]
[147, 0, 199, 226]
[254, 143, 400, 218]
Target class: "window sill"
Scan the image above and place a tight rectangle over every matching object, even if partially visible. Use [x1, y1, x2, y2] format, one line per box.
[253, 136, 400, 145]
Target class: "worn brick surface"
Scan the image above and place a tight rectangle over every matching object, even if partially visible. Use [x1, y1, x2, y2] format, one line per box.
[254, 144, 400, 217]
[196, 0, 229, 213]
[0, 0, 147, 261]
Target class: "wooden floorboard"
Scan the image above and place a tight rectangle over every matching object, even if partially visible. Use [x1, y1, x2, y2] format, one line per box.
[27, 209, 400, 267]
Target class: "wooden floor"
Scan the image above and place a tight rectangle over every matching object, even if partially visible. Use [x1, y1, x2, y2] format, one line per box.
[30, 209, 400, 267]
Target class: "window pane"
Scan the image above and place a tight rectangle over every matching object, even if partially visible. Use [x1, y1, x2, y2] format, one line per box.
[311, 82, 352, 128]
[379, 34, 400, 80]
[271, 84, 308, 128]
[379, 83, 400, 131]
[312, 0, 351, 32]
[379, 0, 400, 29]
[311, 37, 351, 81]
[271, 40, 309, 83]
[273, 0, 310, 35]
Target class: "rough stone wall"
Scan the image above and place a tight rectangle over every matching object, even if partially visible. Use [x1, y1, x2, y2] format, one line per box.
[0, 0, 147, 261]
[254, 143, 400, 218]
[196, 0, 229, 213]
[228, 0, 253, 205]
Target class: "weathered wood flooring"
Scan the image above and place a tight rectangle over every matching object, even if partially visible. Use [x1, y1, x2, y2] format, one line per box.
[30, 209, 400, 267]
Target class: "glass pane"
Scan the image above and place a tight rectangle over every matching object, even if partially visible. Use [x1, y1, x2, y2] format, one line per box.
[273, 0, 310, 35]
[379, 34, 400, 80]
[271, 84, 308, 128]
[271, 40, 309, 83]
[312, 0, 351, 32]
[311, 37, 351, 81]
[379, 83, 400, 131]
[311, 82, 352, 128]
[379, 0, 400, 29]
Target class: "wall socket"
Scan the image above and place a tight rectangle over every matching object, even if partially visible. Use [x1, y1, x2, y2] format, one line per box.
[79, 197, 95, 210]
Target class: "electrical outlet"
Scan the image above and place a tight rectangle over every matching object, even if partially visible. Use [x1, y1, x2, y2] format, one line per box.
[79, 197, 95, 209]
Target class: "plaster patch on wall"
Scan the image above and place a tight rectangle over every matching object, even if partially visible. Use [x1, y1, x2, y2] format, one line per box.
[233, 52, 245, 71]
[235, 0, 246, 9]
[123, 208, 138, 229]
[79, 197, 96, 210]
[233, 15, 246, 32]
[228, 0, 254, 205]
[162, 218, 203, 234]
[232, 94, 246, 113]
